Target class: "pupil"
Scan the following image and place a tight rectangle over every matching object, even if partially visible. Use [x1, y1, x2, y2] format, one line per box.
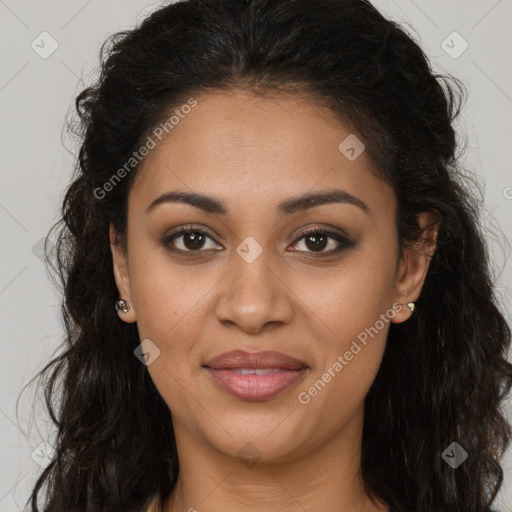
[184, 232, 204, 250]
[306, 234, 327, 251]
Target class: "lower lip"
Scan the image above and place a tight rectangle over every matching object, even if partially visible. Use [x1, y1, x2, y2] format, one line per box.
[205, 367, 308, 401]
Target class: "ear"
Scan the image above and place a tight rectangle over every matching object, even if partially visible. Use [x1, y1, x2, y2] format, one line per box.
[390, 211, 440, 324]
[110, 222, 137, 323]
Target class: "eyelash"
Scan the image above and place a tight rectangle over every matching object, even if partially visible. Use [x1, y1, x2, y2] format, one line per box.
[161, 224, 353, 258]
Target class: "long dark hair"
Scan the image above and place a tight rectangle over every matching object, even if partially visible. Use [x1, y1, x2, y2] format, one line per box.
[23, 0, 512, 510]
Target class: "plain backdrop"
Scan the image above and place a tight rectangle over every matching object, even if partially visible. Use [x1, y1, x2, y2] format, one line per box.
[1, 0, 511, 510]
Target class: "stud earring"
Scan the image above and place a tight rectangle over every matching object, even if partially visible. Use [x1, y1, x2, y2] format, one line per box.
[115, 298, 130, 314]
[407, 302, 415, 313]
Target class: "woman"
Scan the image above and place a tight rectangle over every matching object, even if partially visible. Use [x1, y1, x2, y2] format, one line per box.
[25, 0, 511, 511]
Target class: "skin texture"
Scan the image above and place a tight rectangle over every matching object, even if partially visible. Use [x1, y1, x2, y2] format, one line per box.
[110, 89, 438, 512]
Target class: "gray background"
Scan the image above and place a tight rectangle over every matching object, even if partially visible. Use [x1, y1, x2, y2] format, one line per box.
[1, 0, 511, 510]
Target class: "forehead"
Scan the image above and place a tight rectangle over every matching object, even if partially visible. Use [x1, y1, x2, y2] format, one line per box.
[128, 89, 395, 218]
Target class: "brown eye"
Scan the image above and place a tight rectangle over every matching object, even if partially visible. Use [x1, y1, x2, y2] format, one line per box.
[162, 226, 221, 253]
[290, 228, 353, 256]
[303, 232, 329, 251]
[179, 231, 207, 250]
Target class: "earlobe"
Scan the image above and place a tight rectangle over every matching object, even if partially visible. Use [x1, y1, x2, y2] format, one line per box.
[115, 298, 131, 314]
[109, 223, 137, 323]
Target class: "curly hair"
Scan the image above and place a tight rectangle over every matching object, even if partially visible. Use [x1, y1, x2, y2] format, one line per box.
[23, 0, 512, 511]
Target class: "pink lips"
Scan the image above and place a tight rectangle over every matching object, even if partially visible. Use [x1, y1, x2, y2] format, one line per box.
[203, 350, 309, 401]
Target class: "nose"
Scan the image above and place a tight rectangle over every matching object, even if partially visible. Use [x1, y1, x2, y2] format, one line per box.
[214, 248, 294, 334]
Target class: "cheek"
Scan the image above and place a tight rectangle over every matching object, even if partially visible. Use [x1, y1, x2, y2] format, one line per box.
[127, 246, 220, 393]
[296, 310, 390, 432]
[128, 256, 203, 407]
[127, 244, 205, 339]
[296, 339, 387, 442]
[294, 242, 395, 411]
[300, 243, 396, 347]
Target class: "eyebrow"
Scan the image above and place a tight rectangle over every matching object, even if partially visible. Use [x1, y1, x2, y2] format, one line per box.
[146, 188, 370, 216]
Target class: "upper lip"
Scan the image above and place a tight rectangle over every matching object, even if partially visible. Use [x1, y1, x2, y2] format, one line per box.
[204, 350, 309, 370]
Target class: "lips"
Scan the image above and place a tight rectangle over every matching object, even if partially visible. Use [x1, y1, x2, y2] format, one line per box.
[203, 350, 309, 401]
[204, 349, 308, 370]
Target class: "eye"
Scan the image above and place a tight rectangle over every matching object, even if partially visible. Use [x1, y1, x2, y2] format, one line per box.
[162, 225, 221, 253]
[289, 227, 353, 256]
[161, 225, 353, 256]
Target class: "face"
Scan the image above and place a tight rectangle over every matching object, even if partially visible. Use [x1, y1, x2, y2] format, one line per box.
[111, 89, 436, 464]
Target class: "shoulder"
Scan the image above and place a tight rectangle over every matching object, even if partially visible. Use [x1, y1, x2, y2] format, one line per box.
[146, 494, 161, 512]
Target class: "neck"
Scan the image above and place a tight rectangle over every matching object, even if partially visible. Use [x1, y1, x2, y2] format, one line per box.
[163, 405, 389, 512]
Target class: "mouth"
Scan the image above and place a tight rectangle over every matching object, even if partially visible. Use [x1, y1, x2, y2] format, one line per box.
[203, 350, 309, 401]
